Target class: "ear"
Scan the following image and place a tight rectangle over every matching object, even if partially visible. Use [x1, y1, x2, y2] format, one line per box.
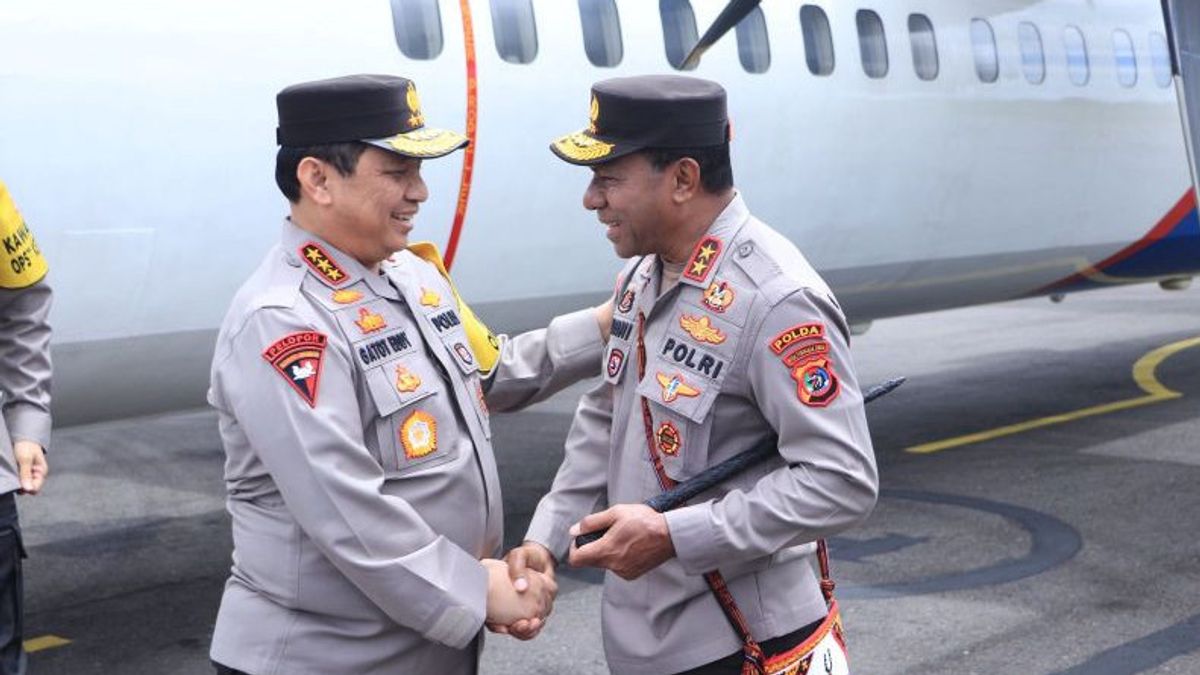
[297, 157, 334, 206]
[671, 158, 702, 204]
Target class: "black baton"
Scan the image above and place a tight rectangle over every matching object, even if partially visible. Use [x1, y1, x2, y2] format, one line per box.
[573, 377, 904, 549]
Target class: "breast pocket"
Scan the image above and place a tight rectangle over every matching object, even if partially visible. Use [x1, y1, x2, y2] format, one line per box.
[637, 376, 718, 483]
[364, 360, 460, 477]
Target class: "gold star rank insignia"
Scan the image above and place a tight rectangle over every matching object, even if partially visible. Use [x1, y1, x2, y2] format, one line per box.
[299, 242, 350, 286]
[683, 236, 722, 283]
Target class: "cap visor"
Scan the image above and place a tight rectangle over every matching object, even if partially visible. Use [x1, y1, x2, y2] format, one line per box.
[549, 129, 640, 166]
[367, 127, 468, 159]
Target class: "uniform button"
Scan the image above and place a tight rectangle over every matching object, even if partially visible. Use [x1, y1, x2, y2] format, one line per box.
[737, 242, 754, 258]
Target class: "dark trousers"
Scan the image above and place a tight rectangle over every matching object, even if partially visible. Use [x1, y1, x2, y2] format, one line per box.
[0, 492, 24, 675]
[212, 662, 248, 675]
[675, 616, 824, 675]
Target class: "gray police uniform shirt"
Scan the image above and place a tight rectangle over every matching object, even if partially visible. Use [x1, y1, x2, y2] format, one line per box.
[526, 194, 879, 675]
[0, 280, 52, 494]
[208, 221, 602, 675]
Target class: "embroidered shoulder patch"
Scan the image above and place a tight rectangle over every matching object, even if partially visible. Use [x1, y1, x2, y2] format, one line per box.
[791, 357, 840, 407]
[263, 331, 328, 408]
[684, 236, 723, 283]
[299, 242, 348, 286]
[781, 340, 830, 368]
[770, 322, 824, 355]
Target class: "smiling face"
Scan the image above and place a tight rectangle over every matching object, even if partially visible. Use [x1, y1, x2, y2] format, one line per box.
[583, 152, 675, 259]
[323, 146, 428, 266]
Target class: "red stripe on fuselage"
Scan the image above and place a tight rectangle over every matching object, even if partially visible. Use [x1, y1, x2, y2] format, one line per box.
[445, 0, 479, 271]
[1039, 189, 1197, 292]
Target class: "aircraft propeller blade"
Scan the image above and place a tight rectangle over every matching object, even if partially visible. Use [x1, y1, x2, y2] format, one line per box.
[681, 0, 764, 70]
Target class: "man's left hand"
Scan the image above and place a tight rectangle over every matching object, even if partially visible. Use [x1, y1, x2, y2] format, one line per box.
[568, 504, 675, 580]
[14, 440, 46, 495]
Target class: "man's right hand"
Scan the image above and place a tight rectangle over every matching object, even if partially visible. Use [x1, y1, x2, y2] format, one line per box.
[482, 558, 555, 634]
[493, 542, 557, 639]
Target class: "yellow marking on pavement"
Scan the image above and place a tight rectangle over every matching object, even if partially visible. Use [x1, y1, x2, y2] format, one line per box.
[907, 336, 1200, 454]
[24, 634, 70, 652]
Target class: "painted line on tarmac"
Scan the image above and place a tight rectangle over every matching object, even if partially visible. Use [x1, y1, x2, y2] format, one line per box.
[24, 634, 70, 653]
[1050, 611, 1200, 674]
[906, 336, 1200, 454]
[839, 489, 1081, 599]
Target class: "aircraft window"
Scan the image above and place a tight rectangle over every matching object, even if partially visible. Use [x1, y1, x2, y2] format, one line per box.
[1018, 22, 1045, 84]
[1150, 31, 1172, 88]
[1112, 29, 1137, 87]
[1063, 26, 1089, 86]
[907, 13, 938, 80]
[735, 5, 770, 73]
[660, 0, 699, 70]
[856, 10, 888, 78]
[579, 0, 623, 67]
[800, 5, 835, 76]
[390, 0, 444, 60]
[490, 0, 538, 64]
[970, 18, 999, 83]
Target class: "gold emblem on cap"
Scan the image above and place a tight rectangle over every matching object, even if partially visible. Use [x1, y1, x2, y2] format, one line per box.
[406, 81, 425, 128]
[387, 128, 466, 157]
[552, 132, 614, 162]
[588, 95, 600, 134]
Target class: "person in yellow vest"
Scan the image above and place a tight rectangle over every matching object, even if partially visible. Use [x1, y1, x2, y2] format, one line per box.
[0, 180, 52, 675]
[208, 74, 610, 675]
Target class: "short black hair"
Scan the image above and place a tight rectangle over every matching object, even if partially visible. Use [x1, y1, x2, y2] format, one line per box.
[643, 143, 734, 194]
[275, 142, 369, 203]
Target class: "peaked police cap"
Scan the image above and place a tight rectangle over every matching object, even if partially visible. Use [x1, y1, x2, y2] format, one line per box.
[276, 74, 467, 159]
[550, 75, 730, 165]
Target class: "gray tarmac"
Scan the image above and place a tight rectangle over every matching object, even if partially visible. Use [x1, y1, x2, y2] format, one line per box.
[17, 283, 1200, 674]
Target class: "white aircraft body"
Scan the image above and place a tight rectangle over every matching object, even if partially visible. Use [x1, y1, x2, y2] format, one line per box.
[1, 0, 1197, 424]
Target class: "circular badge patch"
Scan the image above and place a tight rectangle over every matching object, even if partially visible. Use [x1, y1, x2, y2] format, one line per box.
[656, 422, 682, 456]
[400, 410, 438, 459]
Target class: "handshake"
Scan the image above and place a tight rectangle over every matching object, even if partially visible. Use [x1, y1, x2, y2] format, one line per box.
[482, 541, 558, 641]
[482, 503, 677, 641]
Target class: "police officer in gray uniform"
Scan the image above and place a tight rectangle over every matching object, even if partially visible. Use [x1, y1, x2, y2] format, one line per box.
[0, 180, 51, 675]
[512, 76, 879, 674]
[208, 75, 606, 675]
